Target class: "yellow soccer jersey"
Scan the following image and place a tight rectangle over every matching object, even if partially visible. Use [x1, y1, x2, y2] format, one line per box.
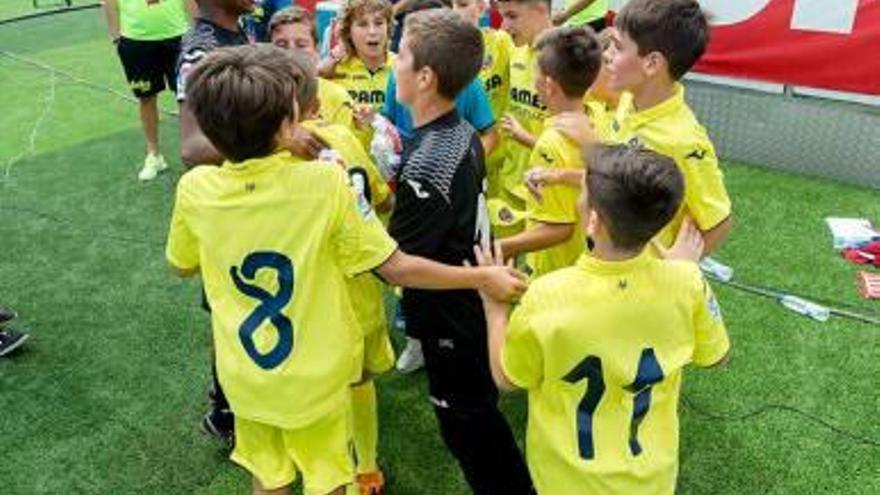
[481, 28, 514, 123]
[503, 251, 730, 495]
[333, 54, 395, 147]
[303, 120, 391, 338]
[584, 95, 616, 142]
[502, 44, 549, 210]
[524, 118, 586, 278]
[481, 28, 514, 199]
[166, 151, 398, 429]
[318, 78, 355, 128]
[611, 84, 731, 251]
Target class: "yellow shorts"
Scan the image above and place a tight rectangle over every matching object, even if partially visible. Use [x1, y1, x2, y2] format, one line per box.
[362, 325, 395, 376]
[231, 407, 354, 494]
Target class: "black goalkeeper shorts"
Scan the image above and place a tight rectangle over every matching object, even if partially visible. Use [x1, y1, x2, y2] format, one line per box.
[116, 36, 181, 99]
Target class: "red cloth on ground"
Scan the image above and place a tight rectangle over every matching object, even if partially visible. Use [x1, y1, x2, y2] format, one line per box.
[842, 241, 880, 267]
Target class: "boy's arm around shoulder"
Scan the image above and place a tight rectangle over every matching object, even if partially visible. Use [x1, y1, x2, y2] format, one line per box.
[324, 165, 528, 302]
[166, 172, 202, 277]
[474, 244, 543, 392]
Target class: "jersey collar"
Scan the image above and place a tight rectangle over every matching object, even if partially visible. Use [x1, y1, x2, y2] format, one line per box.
[575, 249, 654, 276]
[348, 53, 393, 76]
[621, 83, 685, 130]
[222, 151, 303, 174]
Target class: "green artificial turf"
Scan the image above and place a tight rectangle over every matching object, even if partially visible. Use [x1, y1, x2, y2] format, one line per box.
[1, 8, 879, 495]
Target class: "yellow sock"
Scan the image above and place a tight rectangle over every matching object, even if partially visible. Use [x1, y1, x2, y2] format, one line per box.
[350, 380, 379, 474]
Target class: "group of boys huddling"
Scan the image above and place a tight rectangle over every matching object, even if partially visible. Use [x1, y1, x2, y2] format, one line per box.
[167, 0, 733, 494]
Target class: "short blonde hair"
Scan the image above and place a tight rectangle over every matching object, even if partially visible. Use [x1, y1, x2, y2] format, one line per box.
[269, 6, 318, 44]
[339, 0, 394, 55]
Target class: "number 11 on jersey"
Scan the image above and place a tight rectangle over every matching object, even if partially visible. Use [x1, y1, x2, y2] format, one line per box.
[564, 348, 665, 461]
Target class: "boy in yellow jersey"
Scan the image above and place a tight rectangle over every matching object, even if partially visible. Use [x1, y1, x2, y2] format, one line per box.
[270, 7, 355, 129]
[546, 0, 732, 261]
[167, 44, 527, 495]
[288, 51, 394, 495]
[524, 26, 620, 201]
[451, 0, 515, 199]
[583, 27, 621, 141]
[477, 144, 731, 495]
[499, 26, 602, 279]
[493, 0, 553, 234]
[319, 0, 395, 148]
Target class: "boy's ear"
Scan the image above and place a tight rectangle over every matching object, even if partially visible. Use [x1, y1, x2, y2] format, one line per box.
[417, 65, 436, 93]
[642, 51, 669, 79]
[585, 209, 602, 239]
[545, 74, 562, 100]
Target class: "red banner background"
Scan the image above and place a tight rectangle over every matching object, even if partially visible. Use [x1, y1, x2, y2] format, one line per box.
[693, 0, 880, 95]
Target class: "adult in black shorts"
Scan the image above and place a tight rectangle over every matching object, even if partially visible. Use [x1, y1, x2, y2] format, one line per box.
[103, 0, 195, 181]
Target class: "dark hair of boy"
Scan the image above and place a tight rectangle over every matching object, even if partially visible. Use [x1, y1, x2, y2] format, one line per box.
[615, 0, 710, 80]
[402, 9, 483, 100]
[402, 0, 449, 15]
[495, 0, 551, 7]
[535, 26, 603, 99]
[585, 144, 684, 250]
[287, 48, 321, 112]
[269, 6, 318, 44]
[185, 44, 300, 163]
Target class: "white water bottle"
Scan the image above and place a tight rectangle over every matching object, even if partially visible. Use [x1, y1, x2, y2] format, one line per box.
[699, 257, 734, 282]
[779, 295, 830, 322]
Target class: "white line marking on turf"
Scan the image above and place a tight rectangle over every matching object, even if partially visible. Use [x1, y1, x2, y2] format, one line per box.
[2, 71, 56, 184]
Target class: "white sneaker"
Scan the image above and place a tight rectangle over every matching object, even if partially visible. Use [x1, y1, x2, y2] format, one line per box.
[396, 337, 425, 374]
[138, 154, 161, 181]
[154, 154, 169, 173]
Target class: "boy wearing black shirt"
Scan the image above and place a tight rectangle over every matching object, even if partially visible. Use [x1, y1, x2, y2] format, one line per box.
[388, 9, 534, 495]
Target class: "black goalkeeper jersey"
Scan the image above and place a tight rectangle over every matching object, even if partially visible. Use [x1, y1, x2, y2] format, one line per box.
[389, 110, 491, 341]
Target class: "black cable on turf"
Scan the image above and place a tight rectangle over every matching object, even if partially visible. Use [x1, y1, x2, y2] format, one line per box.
[0, 2, 100, 26]
[714, 277, 880, 320]
[682, 395, 880, 448]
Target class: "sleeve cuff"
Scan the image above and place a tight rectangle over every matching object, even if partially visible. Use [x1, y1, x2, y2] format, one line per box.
[347, 242, 399, 277]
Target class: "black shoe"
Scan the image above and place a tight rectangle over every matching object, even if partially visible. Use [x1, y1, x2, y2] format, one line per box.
[0, 307, 17, 328]
[0, 329, 29, 357]
[201, 408, 235, 447]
